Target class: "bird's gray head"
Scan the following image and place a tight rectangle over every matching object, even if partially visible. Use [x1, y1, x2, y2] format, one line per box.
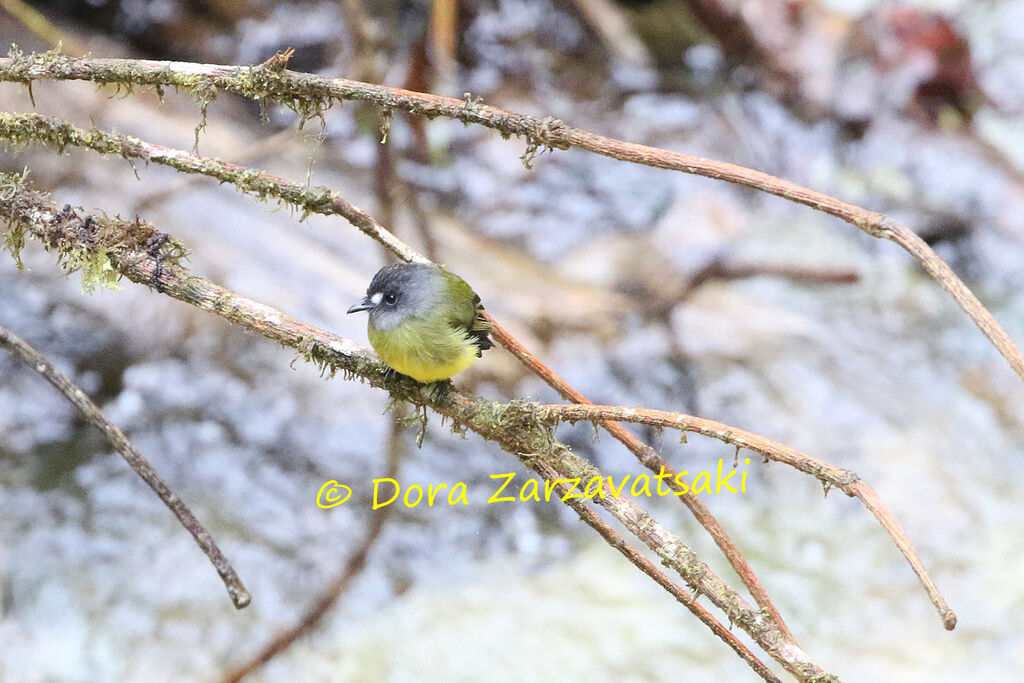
[347, 263, 441, 331]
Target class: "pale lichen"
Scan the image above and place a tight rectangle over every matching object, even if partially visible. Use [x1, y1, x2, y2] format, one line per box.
[0, 173, 187, 293]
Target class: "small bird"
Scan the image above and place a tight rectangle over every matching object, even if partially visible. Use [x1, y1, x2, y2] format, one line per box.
[347, 263, 493, 383]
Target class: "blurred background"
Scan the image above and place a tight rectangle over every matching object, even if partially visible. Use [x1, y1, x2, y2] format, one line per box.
[1, 0, 1023, 680]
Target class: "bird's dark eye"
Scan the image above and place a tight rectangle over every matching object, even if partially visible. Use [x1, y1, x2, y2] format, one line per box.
[384, 292, 397, 305]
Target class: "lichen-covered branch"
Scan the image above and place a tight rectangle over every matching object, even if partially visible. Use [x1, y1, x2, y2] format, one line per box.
[0, 50, 1020, 383]
[0, 111, 796, 640]
[530, 459, 783, 683]
[0, 103, 963, 645]
[226, 422, 781, 683]
[0, 175, 832, 681]
[0, 323, 250, 609]
[0, 112, 424, 264]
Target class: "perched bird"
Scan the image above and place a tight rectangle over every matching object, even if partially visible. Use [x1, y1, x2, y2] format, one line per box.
[347, 263, 493, 383]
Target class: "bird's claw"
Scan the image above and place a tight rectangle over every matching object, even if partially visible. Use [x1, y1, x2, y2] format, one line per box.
[427, 380, 453, 403]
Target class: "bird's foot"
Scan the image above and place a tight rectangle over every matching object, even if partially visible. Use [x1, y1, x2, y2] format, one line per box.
[427, 379, 453, 403]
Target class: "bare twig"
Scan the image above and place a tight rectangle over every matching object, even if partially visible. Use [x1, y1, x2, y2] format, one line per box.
[0, 324, 251, 609]
[0, 53, 1014, 382]
[0, 181, 834, 679]
[222, 410, 406, 682]
[542, 402, 957, 630]
[681, 257, 860, 299]
[531, 460, 783, 683]
[484, 314, 799, 643]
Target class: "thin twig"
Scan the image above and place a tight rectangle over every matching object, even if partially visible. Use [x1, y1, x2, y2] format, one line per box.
[484, 314, 800, 643]
[681, 258, 860, 299]
[543, 402, 957, 630]
[0, 53, 1014, 382]
[531, 460, 782, 683]
[0, 324, 251, 609]
[222, 409, 406, 682]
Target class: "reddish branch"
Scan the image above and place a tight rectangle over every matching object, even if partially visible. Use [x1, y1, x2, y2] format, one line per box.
[6, 51, 1007, 383]
[486, 314, 798, 642]
[544, 402, 957, 630]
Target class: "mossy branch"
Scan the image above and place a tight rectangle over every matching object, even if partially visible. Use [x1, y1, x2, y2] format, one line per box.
[0, 110, 806, 641]
[0, 111, 422, 263]
[0, 111, 959, 638]
[0, 48, 982, 675]
[0, 50, 1020, 383]
[0, 174, 827, 681]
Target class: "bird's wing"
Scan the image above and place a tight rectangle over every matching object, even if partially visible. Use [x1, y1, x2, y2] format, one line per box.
[468, 293, 493, 352]
[441, 270, 493, 354]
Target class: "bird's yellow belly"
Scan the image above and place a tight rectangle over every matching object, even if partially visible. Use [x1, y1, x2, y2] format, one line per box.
[368, 321, 479, 382]
[384, 347, 478, 382]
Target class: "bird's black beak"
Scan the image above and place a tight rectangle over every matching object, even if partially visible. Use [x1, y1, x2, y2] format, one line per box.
[347, 297, 373, 314]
